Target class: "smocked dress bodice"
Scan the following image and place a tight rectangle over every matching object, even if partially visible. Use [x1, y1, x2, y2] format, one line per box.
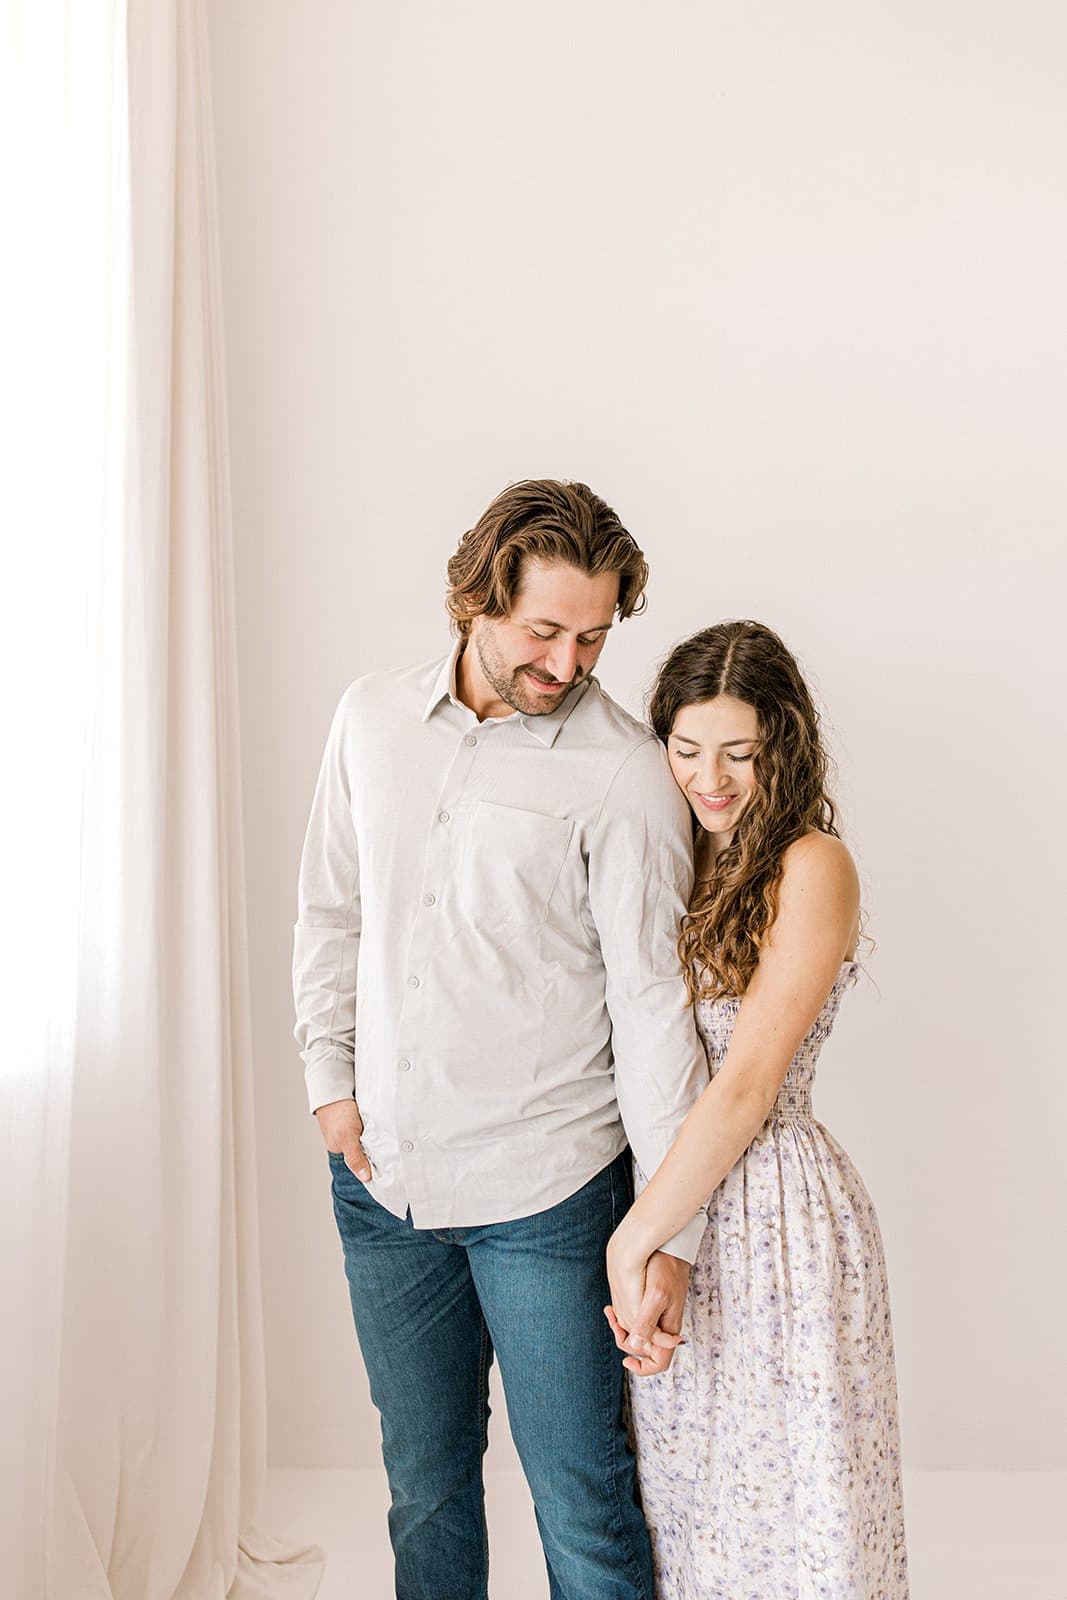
[694, 958, 859, 1125]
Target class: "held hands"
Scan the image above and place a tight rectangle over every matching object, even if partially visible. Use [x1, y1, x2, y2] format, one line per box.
[604, 1236, 688, 1377]
[316, 1098, 371, 1180]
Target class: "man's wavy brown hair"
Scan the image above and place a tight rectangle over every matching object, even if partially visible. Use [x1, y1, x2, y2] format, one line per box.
[649, 620, 839, 1003]
[445, 480, 649, 637]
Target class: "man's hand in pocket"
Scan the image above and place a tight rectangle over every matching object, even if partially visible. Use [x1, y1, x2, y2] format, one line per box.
[315, 1099, 371, 1181]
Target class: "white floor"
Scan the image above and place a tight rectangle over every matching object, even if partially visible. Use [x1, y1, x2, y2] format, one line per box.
[263, 1467, 1067, 1599]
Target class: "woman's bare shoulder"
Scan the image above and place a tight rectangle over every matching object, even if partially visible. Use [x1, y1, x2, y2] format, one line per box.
[780, 831, 859, 899]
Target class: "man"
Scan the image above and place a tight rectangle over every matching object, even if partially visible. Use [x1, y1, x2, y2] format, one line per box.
[293, 480, 708, 1600]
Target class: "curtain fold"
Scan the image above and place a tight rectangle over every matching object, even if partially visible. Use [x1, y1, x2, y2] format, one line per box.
[1, 4, 323, 1597]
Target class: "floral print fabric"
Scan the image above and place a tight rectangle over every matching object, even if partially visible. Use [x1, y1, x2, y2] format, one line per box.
[629, 963, 909, 1600]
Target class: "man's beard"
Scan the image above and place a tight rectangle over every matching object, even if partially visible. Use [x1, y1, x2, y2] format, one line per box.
[474, 630, 582, 717]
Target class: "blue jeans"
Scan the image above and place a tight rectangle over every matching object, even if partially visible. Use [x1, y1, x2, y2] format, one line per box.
[329, 1151, 654, 1600]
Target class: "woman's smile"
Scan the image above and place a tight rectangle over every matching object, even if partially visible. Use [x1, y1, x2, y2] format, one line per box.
[694, 791, 738, 812]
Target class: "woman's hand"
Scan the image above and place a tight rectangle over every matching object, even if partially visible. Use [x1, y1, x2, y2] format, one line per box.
[605, 1231, 687, 1376]
[605, 1226, 647, 1330]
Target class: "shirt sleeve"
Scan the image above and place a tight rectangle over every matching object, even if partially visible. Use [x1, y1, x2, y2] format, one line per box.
[586, 736, 710, 1262]
[293, 688, 362, 1114]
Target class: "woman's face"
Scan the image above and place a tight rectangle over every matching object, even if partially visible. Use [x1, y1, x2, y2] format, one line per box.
[666, 694, 761, 845]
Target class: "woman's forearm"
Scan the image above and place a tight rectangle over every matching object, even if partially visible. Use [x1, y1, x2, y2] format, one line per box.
[615, 849, 860, 1272]
[620, 1071, 780, 1262]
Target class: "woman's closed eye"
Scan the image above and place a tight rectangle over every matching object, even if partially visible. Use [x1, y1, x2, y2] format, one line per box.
[672, 749, 754, 764]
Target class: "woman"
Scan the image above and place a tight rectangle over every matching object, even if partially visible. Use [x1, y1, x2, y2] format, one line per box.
[606, 621, 908, 1600]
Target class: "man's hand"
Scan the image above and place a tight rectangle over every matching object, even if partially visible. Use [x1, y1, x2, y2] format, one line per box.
[315, 1098, 371, 1181]
[605, 1241, 688, 1377]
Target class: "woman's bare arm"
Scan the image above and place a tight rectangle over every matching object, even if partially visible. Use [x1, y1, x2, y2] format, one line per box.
[608, 832, 860, 1361]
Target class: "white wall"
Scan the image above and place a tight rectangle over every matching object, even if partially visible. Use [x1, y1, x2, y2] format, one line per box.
[208, 0, 1066, 1471]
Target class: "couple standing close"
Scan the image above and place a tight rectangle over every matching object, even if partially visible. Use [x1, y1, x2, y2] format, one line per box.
[294, 480, 908, 1600]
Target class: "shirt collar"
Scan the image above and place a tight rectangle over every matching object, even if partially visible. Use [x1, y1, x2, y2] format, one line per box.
[421, 649, 459, 722]
[421, 641, 591, 749]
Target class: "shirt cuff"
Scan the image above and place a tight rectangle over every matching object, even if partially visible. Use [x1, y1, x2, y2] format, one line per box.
[657, 1209, 707, 1265]
[305, 1052, 357, 1115]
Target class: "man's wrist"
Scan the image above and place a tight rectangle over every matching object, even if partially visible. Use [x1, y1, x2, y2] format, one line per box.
[659, 1211, 707, 1266]
[305, 1054, 356, 1114]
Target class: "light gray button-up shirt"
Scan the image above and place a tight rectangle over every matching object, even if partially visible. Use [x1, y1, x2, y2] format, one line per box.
[293, 646, 709, 1259]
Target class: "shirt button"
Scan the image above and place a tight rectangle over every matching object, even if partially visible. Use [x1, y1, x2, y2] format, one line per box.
[464, 734, 477, 747]
[408, 975, 420, 988]
[424, 893, 436, 906]
[399, 1059, 412, 1072]
[438, 810, 450, 824]
[402, 1140, 414, 1152]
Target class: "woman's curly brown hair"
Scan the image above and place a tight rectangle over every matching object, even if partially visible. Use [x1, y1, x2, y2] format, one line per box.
[649, 620, 839, 1003]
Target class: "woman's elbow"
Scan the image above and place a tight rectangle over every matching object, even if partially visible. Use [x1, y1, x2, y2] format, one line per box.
[717, 1073, 783, 1132]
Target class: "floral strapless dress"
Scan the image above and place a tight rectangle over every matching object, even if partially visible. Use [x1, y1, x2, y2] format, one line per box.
[629, 963, 909, 1600]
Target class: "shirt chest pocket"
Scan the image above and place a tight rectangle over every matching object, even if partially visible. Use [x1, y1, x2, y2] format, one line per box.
[460, 801, 575, 932]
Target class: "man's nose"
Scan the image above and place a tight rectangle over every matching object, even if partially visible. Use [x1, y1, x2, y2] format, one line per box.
[544, 639, 578, 684]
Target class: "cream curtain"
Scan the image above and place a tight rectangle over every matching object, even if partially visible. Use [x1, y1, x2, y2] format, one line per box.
[0, 4, 322, 1596]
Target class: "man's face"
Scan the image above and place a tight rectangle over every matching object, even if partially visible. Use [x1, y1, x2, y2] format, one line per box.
[467, 558, 620, 717]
